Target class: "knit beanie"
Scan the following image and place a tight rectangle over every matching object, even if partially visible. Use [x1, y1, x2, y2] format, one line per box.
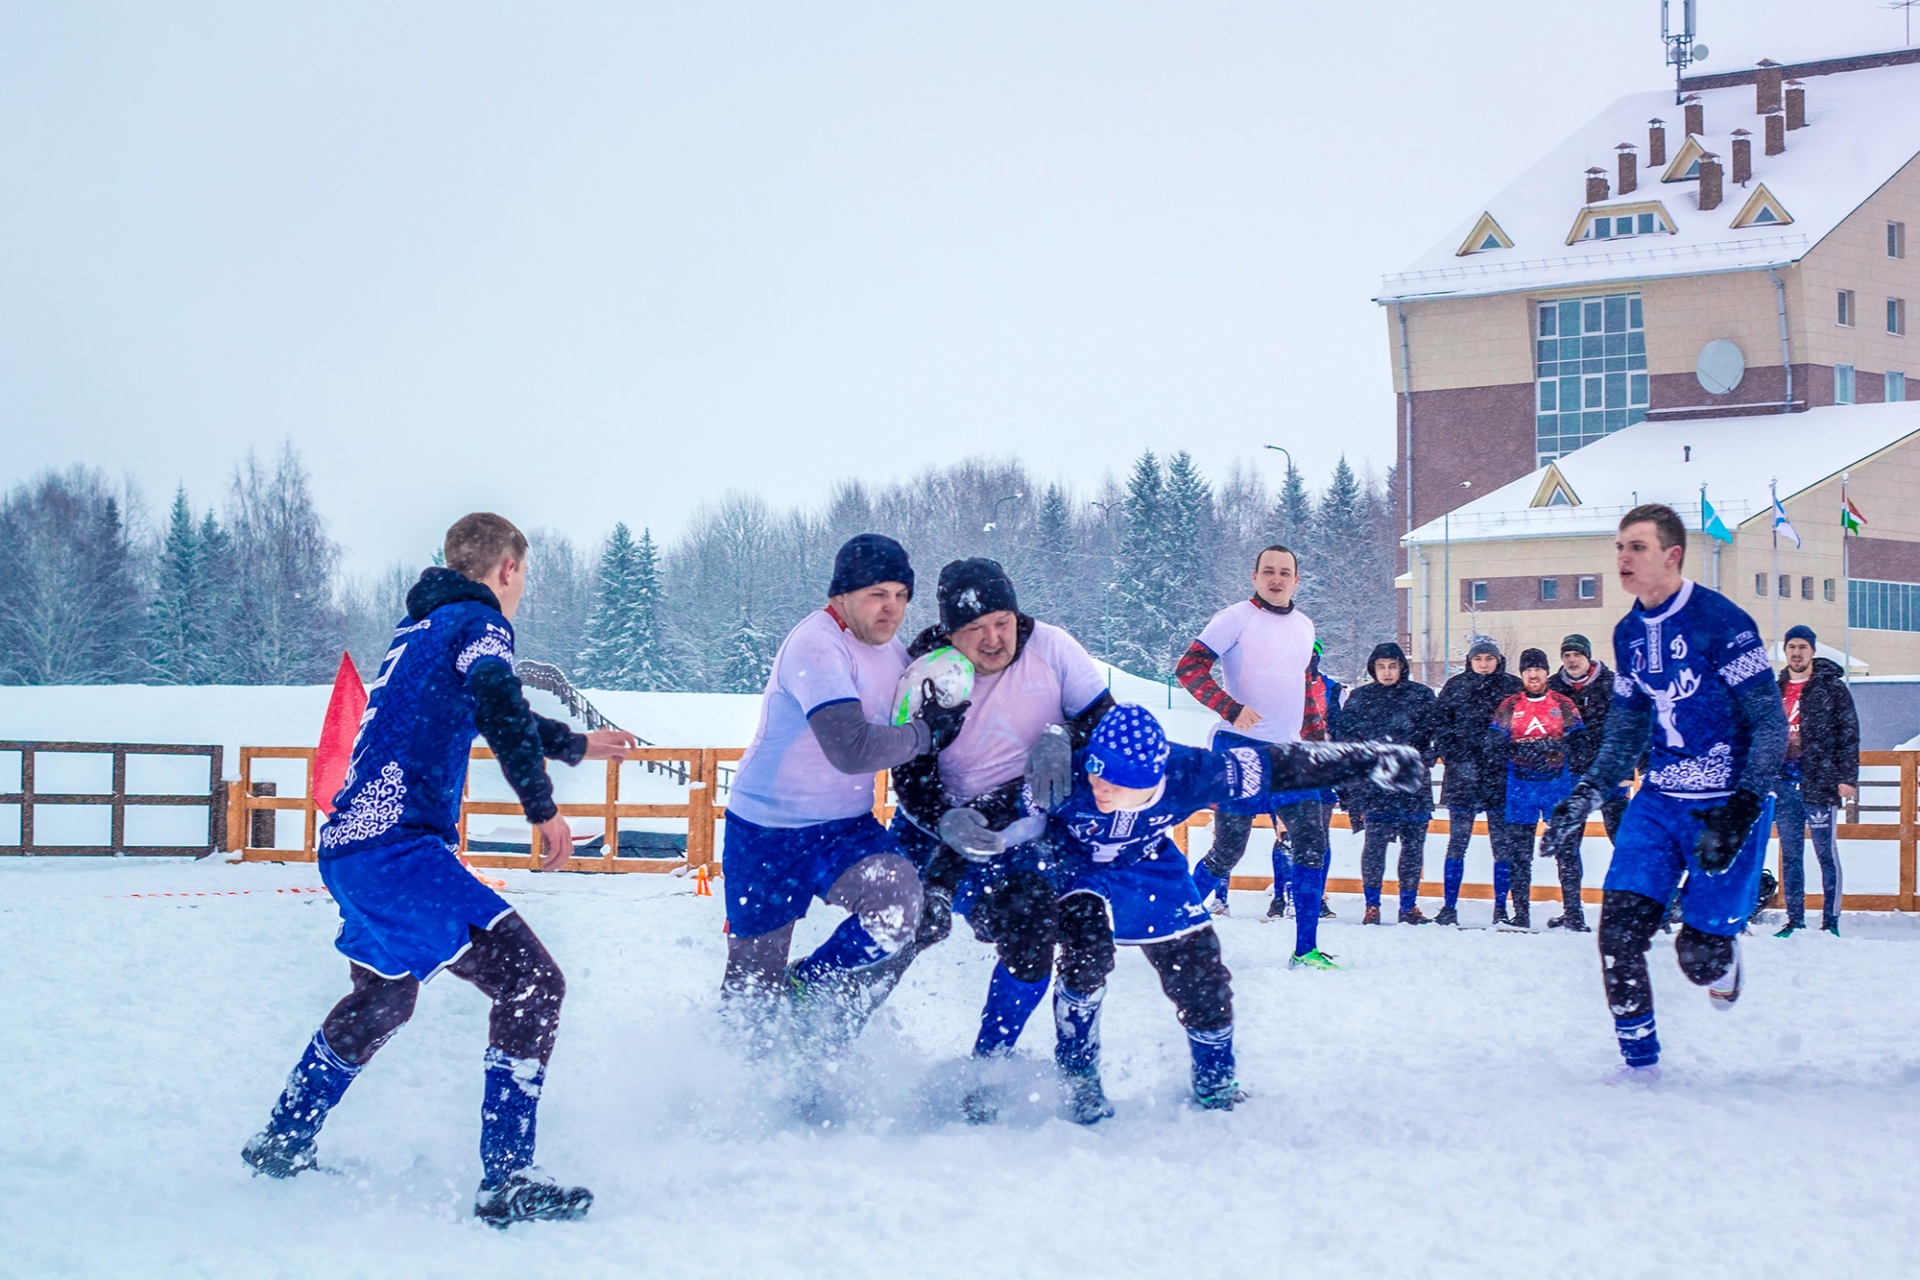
[828, 534, 914, 599]
[1784, 624, 1818, 648]
[1084, 705, 1170, 789]
[1520, 647, 1550, 673]
[938, 558, 1019, 632]
[1559, 634, 1593, 659]
[1466, 638, 1502, 663]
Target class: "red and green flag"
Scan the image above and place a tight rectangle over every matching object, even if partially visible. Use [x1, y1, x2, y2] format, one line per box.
[1842, 494, 1867, 535]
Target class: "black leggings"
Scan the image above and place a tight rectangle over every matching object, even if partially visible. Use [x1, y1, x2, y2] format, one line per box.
[970, 870, 1063, 984]
[1202, 798, 1327, 881]
[1598, 890, 1737, 1021]
[1055, 893, 1233, 1032]
[320, 912, 566, 1066]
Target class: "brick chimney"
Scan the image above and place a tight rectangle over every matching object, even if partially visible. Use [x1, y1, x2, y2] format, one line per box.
[1683, 94, 1704, 138]
[1785, 80, 1806, 130]
[1586, 167, 1610, 205]
[1755, 59, 1784, 113]
[1730, 129, 1752, 185]
[1698, 153, 1723, 211]
[1648, 118, 1667, 167]
[1765, 108, 1786, 156]
[1616, 143, 1638, 195]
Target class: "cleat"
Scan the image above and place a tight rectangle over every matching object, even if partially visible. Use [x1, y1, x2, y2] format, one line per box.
[1398, 907, 1433, 925]
[1263, 896, 1288, 922]
[1822, 922, 1841, 937]
[1061, 1068, 1114, 1126]
[1194, 1082, 1248, 1112]
[1547, 914, 1591, 933]
[1773, 923, 1803, 938]
[1289, 948, 1342, 971]
[242, 1129, 317, 1179]
[1707, 945, 1743, 1010]
[1320, 899, 1336, 919]
[1491, 906, 1511, 928]
[1362, 904, 1381, 926]
[473, 1167, 593, 1229]
[1600, 1062, 1662, 1087]
[1496, 916, 1533, 932]
[1434, 906, 1459, 927]
[1205, 893, 1230, 918]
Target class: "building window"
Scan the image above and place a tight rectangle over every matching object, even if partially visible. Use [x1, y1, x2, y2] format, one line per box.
[1540, 578, 1559, 601]
[1892, 221, 1908, 259]
[1824, 578, 1837, 602]
[1801, 576, 1814, 600]
[1836, 364, 1856, 404]
[1850, 579, 1920, 632]
[1755, 573, 1767, 597]
[1778, 574, 1792, 597]
[1891, 371, 1909, 402]
[1581, 211, 1670, 241]
[1838, 290, 1855, 327]
[1892, 299, 1908, 336]
[1578, 575, 1597, 600]
[1470, 580, 1489, 605]
[1534, 293, 1649, 466]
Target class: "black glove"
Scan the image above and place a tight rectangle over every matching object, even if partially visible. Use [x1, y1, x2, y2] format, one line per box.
[1268, 741, 1424, 793]
[1695, 789, 1764, 873]
[937, 806, 1004, 862]
[1024, 725, 1074, 810]
[1541, 779, 1604, 861]
[915, 678, 970, 753]
[1366, 744, 1427, 794]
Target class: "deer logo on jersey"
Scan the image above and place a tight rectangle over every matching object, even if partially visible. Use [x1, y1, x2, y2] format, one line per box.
[1639, 667, 1701, 748]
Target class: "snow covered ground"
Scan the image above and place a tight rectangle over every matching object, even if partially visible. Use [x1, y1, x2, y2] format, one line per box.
[8, 854, 1920, 1280]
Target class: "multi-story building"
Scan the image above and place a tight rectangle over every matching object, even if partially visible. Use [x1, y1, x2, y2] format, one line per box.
[1378, 48, 1920, 679]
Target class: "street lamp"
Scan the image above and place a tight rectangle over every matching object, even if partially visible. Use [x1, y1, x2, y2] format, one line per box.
[984, 492, 1024, 533]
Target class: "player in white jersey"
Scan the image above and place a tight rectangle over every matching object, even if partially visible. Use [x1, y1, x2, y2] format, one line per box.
[1176, 543, 1338, 967]
[720, 534, 966, 1045]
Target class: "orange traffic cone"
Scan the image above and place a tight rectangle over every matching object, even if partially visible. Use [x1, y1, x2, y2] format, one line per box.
[694, 863, 713, 897]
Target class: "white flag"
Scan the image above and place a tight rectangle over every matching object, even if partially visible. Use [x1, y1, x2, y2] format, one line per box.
[1771, 492, 1801, 548]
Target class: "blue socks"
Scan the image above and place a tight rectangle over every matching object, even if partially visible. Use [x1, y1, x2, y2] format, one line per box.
[1364, 881, 1383, 909]
[1613, 1013, 1660, 1067]
[792, 915, 889, 986]
[1443, 858, 1464, 910]
[1053, 984, 1106, 1074]
[1493, 862, 1512, 914]
[974, 964, 1049, 1058]
[1291, 863, 1324, 956]
[1188, 1025, 1236, 1098]
[1271, 841, 1293, 900]
[266, 1030, 361, 1149]
[1190, 862, 1224, 904]
[480, 1047, 545, 1188]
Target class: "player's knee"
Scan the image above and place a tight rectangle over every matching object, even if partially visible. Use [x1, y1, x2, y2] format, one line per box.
[1202, 813, 1254, 876]
[989, 873, 1059, 983]
[1147, 928, 1233, 1033]
[323, 969, 420, 1065]
[1674, 925, 1735, 986]
[853, 856, 923, 954]
[1598, 890, 1664, 951]
[1056, 893, 1115, 993]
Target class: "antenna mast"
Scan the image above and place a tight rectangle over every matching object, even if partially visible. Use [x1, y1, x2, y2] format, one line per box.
[1662, 0, 1710, 104]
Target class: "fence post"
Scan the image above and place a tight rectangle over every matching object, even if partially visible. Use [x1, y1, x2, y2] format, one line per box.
[686, 749, 714, 870]
[602, 755, 620, 872]
[1901, 754, 1917, 914]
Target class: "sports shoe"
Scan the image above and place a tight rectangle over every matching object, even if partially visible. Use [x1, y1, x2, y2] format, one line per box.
[1062, 1068, 1114, 1126]
[1362, 904, 1382, 925]
[1547, 914, 1591, 933]
[1434, 905, 1459, 926]
[1491, 906, 1511, 927]
[1496, 915, 1532, 932]
[1599, 1062, 1662, 1087]
[1289, 949, 1342, 971]
[242, 1129, 317, 1179]
[1773, 922, 1803, 938]
[1398, 907, 1433, 926]
[1319, 899, 1336, 919]
[1263, 896, 1288, 921]
[1822, 922, 1841, 937]
[1205, 892, 1230, 918]
[473, 1167, 593, 1229]
[1194, 1082, 1248, 1112]
[1707, 945, 1743, 1010]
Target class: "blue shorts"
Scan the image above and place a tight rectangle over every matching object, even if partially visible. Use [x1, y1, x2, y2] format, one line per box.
[888, 812, 1074, 922]
[721, 811, 905, 939]
[1505, 772, 1572, 826]
[319, 836, 514, 980]
[1065, 841, 1212, 945]
[1603, 788, 1775, 936]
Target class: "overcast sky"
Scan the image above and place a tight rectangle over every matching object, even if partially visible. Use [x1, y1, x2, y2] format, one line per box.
[1, 1, 1907, 573]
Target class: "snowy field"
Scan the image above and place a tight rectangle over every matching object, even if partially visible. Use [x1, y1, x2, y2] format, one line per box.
[8, 854, 1920, 1280]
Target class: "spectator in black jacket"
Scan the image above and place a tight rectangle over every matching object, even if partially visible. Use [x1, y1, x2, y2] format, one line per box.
[1431, 639, 1526, 925]
[1548, 634, 1631, 841]
[1773, 626, 1860, 936]
[1338, 642, 1436, 925]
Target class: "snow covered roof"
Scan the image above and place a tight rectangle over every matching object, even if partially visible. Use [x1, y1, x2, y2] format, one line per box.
[1404, 400, 1920, 545]
[1378, 54, 1920, 303]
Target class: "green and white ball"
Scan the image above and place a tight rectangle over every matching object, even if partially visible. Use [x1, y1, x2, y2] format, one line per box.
[893, 646, 976, 725]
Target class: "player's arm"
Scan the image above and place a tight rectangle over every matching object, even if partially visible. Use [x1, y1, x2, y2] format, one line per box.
[1730, 677, 1788, 799]
[808, 699, 932, 774]
[469, 663, 577, 824]
[1175, 641, 1251, 727]
[1264, 740, 1425, 796]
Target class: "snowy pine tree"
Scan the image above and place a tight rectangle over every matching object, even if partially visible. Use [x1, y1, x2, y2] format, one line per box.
[579, 523, 644, 689]
[626, 528, 670, 690]
[143, 487, 213, 683]
[0, 468, 145, 684]
[1162, 451, 1219, 671]
[1307, 456, 1370, 681]
[1023, 484, 1075, 624]
[719, 607, 772, 694]
[1112, 451, 1179, 678]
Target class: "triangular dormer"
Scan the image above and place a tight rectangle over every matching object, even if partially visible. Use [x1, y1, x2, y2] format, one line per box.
[1529, 463, 1581, 509]
[1729, 183, 1794, 229]
[1660, 135, 1709, 183]
[1455, 211, 1514, 256]
[1564, 200, 1678, 246]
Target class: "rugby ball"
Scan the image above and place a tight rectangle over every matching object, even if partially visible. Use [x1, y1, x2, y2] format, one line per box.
[892, 646, 976, 725]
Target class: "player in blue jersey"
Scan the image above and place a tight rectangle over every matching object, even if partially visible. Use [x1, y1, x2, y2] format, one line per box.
[243, 513, 636, 1227]
[1543, 504, 1787, 1084]
[1038, 704, 1424, 1122]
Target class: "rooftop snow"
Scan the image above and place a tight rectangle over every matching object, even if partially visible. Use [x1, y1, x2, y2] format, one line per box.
[1404, 400, 1920, 544]
[1377, 55, 1920, 302]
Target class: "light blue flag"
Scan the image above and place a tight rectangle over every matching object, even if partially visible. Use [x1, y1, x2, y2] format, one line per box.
[1700, 492, 1734, 543]
[1770, 491, 1801, 548]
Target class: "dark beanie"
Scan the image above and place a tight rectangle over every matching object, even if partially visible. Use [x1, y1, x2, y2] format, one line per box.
[938, 558, 1018, 632]
[1784, 624, 1818, 648]
[1466, 638, 1502, 662]
[1520, 647, 1550, 673]
[1559, 633, 1592, 658]
[829, 534, 914, 599]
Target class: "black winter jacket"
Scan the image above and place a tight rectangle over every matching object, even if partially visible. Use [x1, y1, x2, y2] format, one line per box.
[1337, 643, 1437, 817]
[1548, 661, 1616, 777]
[1433, 659, 1524, 810]
[1779, 657, 1860, 807]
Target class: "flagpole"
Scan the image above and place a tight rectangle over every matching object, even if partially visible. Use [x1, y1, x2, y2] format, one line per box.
[1842, 471, 1852, 687]
[1770, 478, 1780, 659]
[1701, 483, 1720, 590]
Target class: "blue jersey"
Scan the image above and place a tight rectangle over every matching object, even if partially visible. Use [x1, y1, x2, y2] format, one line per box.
[1610, 580, 1774, 800]
[1054, 742, 1266, 872]
[321, 576, 524, 857]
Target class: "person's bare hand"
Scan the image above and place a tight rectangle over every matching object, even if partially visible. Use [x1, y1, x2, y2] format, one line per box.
[1838, 783, 1858, 802]
[582, 729, 637, 761]
[1232, 706, 1264, 731]
[535, 814, 574, 870]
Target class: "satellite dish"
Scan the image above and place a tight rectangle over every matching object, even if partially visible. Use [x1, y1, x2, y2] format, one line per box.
[1692, 44, 1709, 61]
[1696, 338, 1745, 394]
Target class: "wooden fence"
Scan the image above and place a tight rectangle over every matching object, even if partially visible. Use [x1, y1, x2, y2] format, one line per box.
[0, 741, 226, 856]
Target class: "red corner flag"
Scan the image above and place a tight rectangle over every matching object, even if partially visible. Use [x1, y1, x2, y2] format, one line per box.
[313, 652, 368, 816]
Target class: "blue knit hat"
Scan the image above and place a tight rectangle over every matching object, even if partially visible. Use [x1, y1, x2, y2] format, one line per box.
[1784, 624, 1817, 648]
[829, 533, 914, 599]
[1085, 704, 1170, 789]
